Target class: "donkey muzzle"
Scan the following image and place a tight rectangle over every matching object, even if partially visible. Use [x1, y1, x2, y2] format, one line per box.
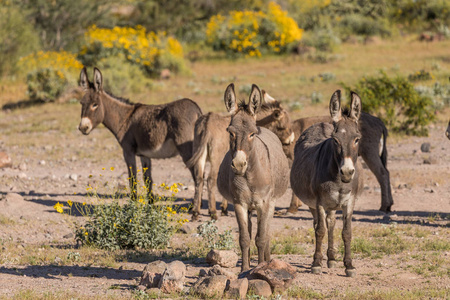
[79, 117, 93, 135]
[231, 150, 247, 175]
[340, 157, 355, 183]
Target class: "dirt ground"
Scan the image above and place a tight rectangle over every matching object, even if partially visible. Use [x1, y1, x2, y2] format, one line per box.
[0, 116, 449, 298]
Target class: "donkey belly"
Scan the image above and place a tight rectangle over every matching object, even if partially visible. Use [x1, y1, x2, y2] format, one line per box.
[137, 138, 179, 159]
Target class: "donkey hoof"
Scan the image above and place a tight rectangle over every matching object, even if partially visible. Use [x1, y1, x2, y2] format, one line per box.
[287, 207, 298, 214]
[191, 213, 199, 221]
[345, 268, 357, 278]
[327, 260, 337, 268]
[210, 213, 218, 220]
[221, 210, 228, 216]
[311, 266, 322, 275]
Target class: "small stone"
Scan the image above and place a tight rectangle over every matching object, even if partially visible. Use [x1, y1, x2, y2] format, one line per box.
[39, 160, 46, 165]
[225, 278, 248, 300]
[54, 257, 62, 264]
[139, 260, 168, 288]
[136, 285, 146, 291]
[63, 233, 74, 239]
[199, 269, 208, 277]
[247, 259, 297, 292]
[206, 249, 238, 268]
[247, 279, 272, 298]
[424, 188, 434, 193]
[191, 275, 228, 298]
[423, 157, 437, 165]
[179, 223, 196, 234]
[159, 260, 186, 293]
[0, 152, 12, 169]
[208, 265, 237, 280]
[420, 143, 431, 153]
[17, 173, 27, 179]
[69, 174, 78, 181]
[364, 184, 370, 190]
[18, 162, 27, 171]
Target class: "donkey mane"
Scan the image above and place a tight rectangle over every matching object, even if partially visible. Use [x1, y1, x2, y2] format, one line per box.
[105, 91, 134, 105]
[260, 101, 282, 111]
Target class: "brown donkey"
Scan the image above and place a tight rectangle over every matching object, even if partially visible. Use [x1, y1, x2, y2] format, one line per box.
[285, 110, 393, 213]
[290, 90, 363, 278]
[217, 84, 289, 272]
[78, 67, 202, 199]
[446, 120, 450, 139]
[187, 91, 293, 220]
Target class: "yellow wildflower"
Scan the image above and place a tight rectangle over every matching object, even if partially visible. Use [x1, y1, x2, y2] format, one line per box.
[53, 202, 64, 214]
[67, 200, 73, 207]
[110, 167, 115, 171]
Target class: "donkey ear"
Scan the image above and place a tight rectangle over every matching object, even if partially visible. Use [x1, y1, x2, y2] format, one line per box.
[262, 90, 276, 104]
[248, 84, 262, 117]
[329, 90, 342, 123]
[79, 67, 89, 91]
[224, 83, 237, 114]
[93, 67, 103, 92]
[349, 91, 362, 122]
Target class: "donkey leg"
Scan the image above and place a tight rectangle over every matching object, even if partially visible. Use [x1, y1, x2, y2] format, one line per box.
[361, 152, 393, 213]
[326, 210, 337, 268]
[140, 157, 154, 202]
[235, 203, 251, 272]
[312, 204, 326, 274]
[207, 162, 219, 220]
[123, 151, 137, 201]
[256, 202, 275, 263]
[191, 160, 204, 221]
[342, 204, 356, 277]
[287, 192, 302, 214]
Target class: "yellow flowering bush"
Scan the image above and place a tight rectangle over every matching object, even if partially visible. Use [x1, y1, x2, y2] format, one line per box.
[79, 25, 187, 76]
[18, 51, 83, 101]
[206, 2, 303, 57]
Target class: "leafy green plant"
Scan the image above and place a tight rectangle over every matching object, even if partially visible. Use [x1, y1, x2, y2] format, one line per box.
[197, 220, 234, 250]
[26, 69, 68, 102]
[408, 70, 434, 81]
[344, 71, 435, 136]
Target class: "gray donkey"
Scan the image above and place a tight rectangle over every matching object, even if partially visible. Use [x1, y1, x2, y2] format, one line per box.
[78, 67, 202, 200]
[285, 110, 392, 213]
[217, 84, 289, 272]
[187, 91, 293, 220]
[291, 90, 363, 278]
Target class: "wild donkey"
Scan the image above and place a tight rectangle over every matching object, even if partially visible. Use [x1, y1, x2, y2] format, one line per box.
[187, 91, 293, 220]
[290, 90, 363, 278]
[78, 67, 202, 200]
[285, 110, 393, 213]
[217, 84, 289, 272]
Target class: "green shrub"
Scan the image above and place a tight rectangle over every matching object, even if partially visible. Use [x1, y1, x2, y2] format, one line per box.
[302, 27, 341, 52]
[197, 220, 234, 250]
[96, 54, 153, 96]
[338, 13, 391, 38]
[344, 71, 435, 136]
[408, 70, 434, 81]
[26, 69, 68, 102]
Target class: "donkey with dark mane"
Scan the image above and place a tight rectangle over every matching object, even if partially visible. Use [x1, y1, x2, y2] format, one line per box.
[187, 91, 293, 220]
[290, 90, 363, 277]
[217, 84, 289, 272]
[285, 109, 393, 213]
[78, 67, 202, 200]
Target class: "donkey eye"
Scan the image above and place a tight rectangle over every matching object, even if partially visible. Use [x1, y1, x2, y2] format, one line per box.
[355, 138, 360, 145]
[229, 131, 235, 139]
[249, 132, 256, 139]
[92, 103, 98, 109]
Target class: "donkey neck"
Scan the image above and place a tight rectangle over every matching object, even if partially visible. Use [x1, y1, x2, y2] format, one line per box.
[244, 133, 270, 182]
[101, 93, 137, 142]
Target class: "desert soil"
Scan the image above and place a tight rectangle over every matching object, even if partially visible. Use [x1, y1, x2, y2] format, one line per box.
[0, 117, 449, 298]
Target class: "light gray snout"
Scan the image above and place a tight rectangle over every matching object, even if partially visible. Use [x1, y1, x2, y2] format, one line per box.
[340, 157, 355, 183]
[79, 117, 93, 135]
[231, 150, 248, 175]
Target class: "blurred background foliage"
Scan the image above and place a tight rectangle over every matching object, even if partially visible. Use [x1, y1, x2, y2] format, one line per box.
[1, 0, 450, 135]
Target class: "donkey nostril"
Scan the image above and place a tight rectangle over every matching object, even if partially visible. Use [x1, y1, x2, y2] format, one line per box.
[349, 169, 355, 175]
[340, 169, 344, 175]
[243, 161, 247, 166]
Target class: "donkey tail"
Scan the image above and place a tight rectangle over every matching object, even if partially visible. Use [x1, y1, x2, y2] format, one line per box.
[186, 115, 210, 170]
[380, 124, 388, 168]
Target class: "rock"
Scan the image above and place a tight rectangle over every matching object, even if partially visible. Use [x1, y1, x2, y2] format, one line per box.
[225, 278, 248, 300]
[208, 265, 237, 280]
[179, 222, 196, 234]
[136, 285, 146, 291]
[247, 279, 272, 298]
[69, 174, 78, 181]
[199, 269, 208, 277]
[160, 69, 171, 80]
[54, 257, 62, 264]
[158, 260, 186, 293]
[63, 233, 74, 239]
[191, 275, 228, 298]
[0, 152, 12, 169]
[420, 143, 431, 153]
[139, 260, 168, 288]
[424, 188, 434, 193]
[39, 160, 46, 165]
[17, 173, 27, 179]
[206, 249, 238, 268]
[247, 259, 297, 292]
[423, 157, 437, 164]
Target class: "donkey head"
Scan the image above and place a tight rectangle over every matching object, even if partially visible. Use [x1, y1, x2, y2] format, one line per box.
[329, 90, 362, 183]
[260, 90, 294, 145]
[224, 83, 262, 176]
[78, 67, 105, 135]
